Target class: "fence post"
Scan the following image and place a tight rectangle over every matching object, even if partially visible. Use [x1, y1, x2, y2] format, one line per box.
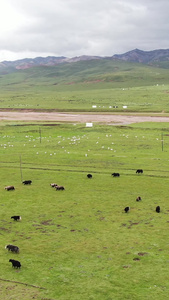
[20, 155, 23, 182]
[39, 127, 41, 143]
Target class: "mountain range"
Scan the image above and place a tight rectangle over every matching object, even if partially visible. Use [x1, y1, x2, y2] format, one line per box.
[1, 48, 169, 71]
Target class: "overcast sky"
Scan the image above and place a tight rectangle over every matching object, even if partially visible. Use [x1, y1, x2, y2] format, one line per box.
[0, 0, 169, 62]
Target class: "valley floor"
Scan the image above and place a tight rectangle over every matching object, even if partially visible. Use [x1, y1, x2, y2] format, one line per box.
[0, 110, 169, 124]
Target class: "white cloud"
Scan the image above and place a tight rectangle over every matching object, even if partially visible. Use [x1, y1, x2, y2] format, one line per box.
[0, 0, 168, 61]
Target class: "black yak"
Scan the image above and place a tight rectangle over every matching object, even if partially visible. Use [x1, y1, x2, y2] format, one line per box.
[136, 169, 143, 174]
[112, 173, 120, 177]
[5, 186, 15, 191]
[87, 174, 92, 178]
[5, 244, 19, 253]
[11, 216, 21, 221]
[22, 180, 32, 185]
[55, 185, 65, 190]
[136, 196, 142, 202]
[9, 259, 21, 269]
[124, 207, 130, 213]
[156, 206, 160, 213]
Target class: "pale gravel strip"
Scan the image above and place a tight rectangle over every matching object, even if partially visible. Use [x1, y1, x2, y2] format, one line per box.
[0, 111, 169, 124]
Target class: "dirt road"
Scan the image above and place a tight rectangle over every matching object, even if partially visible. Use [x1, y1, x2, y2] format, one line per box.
[0, 111, 169, 125]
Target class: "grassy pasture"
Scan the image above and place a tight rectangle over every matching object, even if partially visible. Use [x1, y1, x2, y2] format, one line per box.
[0, 84, 169, 113]
[1, 121, 169, 299]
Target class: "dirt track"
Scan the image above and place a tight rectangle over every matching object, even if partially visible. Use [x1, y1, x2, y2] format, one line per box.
[0, 111, 169, 125]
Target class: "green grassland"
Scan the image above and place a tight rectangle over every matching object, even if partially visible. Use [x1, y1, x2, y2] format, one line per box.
[1, 121, 169, 299]
[0, 59, 169, 112]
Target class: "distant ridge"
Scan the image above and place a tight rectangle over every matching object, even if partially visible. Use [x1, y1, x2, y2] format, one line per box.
[112, 48, 169, 63]
[0, 55, 101, 70]
[1, 48, 169, 70]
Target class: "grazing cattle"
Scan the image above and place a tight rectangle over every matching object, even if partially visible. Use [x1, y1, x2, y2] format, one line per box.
[112, 173, 120, 177]
[50, 183, 58, 187]
[55, 185, 65, 190]
[9, 259, 21, 269]
[87, 174, 92, 178]
[136, 169, 143, 174]
[136, 196, 142, 202]
[22, 180, 32, 185]
[11, 216, 21, 221]
[124, 206, 130, 213]
[156, 206, 160, 213]
[5, 186, 15, 191]
[5, 244, 19, 253]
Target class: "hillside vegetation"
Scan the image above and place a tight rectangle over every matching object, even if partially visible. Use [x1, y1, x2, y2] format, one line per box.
[1, 59, 169, 87]
[0, 59, 169, 112]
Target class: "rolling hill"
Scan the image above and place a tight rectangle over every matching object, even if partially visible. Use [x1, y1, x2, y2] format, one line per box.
[0, 48, 168, 90]
[0, 57, 169, 90]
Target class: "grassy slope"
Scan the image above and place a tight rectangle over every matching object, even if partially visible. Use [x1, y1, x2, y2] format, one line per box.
[0, 59, 169, 112]
[1, 122, 169, 299]
[1, 59, 169, 87]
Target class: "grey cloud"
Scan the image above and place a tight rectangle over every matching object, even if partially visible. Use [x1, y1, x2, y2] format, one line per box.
[1, 0, 169, 60]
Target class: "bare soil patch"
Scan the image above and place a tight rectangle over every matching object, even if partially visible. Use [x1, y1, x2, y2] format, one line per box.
[0, 111, 169, 125]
